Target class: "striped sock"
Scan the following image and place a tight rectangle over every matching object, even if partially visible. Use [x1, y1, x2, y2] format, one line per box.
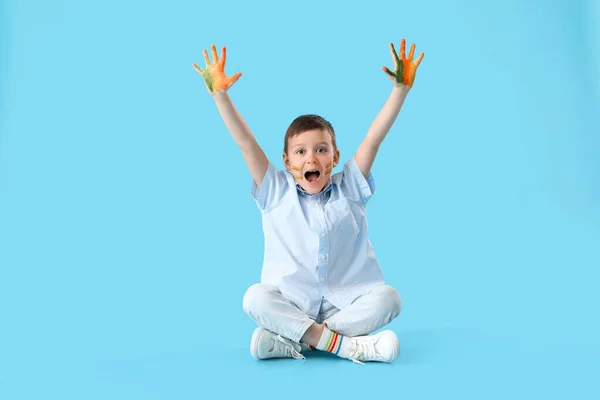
[316, 327, 351, 358]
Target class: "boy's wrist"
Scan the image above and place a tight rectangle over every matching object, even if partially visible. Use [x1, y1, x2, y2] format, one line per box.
[391, 84, 411, 96]
[212, 90, 230, 101]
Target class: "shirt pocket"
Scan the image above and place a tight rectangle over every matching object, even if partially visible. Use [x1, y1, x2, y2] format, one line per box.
[324, 197, 359, 234]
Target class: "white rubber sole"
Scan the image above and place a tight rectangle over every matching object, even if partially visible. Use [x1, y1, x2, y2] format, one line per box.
[250, 327, 266, 359]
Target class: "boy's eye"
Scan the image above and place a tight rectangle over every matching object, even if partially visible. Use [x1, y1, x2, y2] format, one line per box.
[295, 149, 305, 155]
[317, 147, 327, 153]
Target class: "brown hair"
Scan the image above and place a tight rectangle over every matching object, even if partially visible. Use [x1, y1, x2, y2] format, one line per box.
[283, 114, 337, 154]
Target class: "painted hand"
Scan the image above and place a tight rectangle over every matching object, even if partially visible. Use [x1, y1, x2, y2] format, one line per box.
[382, 38, 424, 87]
[192, 45, 242, 94]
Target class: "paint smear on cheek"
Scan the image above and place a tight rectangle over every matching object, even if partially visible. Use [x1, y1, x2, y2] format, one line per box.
[324, 161, 333, 176]
[291, 165, 303, 180]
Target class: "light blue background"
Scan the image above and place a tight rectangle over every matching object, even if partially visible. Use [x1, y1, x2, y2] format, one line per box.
[1, 0, 599, 398]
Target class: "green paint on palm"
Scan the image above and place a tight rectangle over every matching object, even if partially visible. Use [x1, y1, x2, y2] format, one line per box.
[202, 71, 214, 92]
[384, 65, 404, 84]
[389, 43, 405, 84]
[395, 63, 404, 84]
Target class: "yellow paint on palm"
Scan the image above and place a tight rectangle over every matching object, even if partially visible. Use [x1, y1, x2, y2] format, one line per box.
[382, 38, 424, 87]
[192, 45, 242, 94]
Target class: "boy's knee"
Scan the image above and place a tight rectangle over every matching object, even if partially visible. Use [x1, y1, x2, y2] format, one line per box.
[377, 285, 402, 317]
[242, 283, 276, 314]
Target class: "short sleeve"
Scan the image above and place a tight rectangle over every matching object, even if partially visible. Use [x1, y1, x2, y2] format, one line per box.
[250, 162, 289, 212]
[339, 157, 376, 205]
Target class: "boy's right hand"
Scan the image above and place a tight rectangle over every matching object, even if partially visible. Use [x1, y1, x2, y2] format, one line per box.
[192, 45, 242, 95]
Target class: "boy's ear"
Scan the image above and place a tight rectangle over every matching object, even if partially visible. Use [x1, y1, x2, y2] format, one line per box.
[282, 152, 290, 170]
[334, 149, 340, 166]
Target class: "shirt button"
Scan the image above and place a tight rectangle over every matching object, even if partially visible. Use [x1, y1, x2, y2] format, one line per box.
[320, 277, 325, 282]
[321, 233, 327, 238]
[321, 255, 326, 260]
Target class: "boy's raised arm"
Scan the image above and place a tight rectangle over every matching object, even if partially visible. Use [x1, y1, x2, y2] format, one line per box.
[193, 45, 269, 187]
[354, 39, 424, 178]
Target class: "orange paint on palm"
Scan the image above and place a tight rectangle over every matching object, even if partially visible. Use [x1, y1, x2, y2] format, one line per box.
[399, 39, 423, 86]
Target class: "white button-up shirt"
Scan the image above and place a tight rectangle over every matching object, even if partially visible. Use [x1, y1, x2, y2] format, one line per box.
[251, 158, 385, 319]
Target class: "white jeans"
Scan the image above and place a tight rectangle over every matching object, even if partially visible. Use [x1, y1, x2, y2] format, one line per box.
[243, 283, 402, 343]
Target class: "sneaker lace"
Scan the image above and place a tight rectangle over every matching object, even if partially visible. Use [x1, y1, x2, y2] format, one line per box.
[349, 338, 380, 365]
[275, 335, 305, 360]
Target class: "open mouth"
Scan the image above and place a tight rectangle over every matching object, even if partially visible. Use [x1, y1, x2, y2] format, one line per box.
[304, 170, 321, 183]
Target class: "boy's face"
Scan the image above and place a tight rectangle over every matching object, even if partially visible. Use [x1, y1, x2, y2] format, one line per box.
[283, 129, 340, 194]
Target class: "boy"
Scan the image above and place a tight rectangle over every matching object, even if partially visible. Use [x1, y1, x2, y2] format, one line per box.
[193, 40, 423, 363]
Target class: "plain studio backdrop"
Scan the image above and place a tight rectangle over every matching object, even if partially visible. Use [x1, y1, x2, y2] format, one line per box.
[1, 0, 599, 399]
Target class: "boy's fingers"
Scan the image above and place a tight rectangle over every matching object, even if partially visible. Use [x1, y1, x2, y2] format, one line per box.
[220, 46, 227, 68]
[408, 43, 415, 60]
[415, 52, 424, 67]
[192, 62, 204, 74]
[228, 72, 242, 86]
[211, 44, 219, 63]
[203, 49, 211, 66]
[389, 43, 399, 69]
[400, 38, 406, 60]
[382, 66, 396, 78]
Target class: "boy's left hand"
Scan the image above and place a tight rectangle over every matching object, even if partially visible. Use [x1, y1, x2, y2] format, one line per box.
[383, 38, 424, 88]
[193, 44, 242, 94]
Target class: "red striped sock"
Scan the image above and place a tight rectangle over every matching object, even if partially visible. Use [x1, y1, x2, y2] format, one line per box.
[316, 327, 350, 358]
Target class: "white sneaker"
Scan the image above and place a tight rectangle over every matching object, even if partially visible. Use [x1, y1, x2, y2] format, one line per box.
[250, 328, 305, 360]
[348, 330, 400, 364]
[298, 343, 313, 353]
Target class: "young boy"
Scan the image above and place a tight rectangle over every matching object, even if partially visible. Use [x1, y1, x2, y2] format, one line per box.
[193, 40, 424, 364]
